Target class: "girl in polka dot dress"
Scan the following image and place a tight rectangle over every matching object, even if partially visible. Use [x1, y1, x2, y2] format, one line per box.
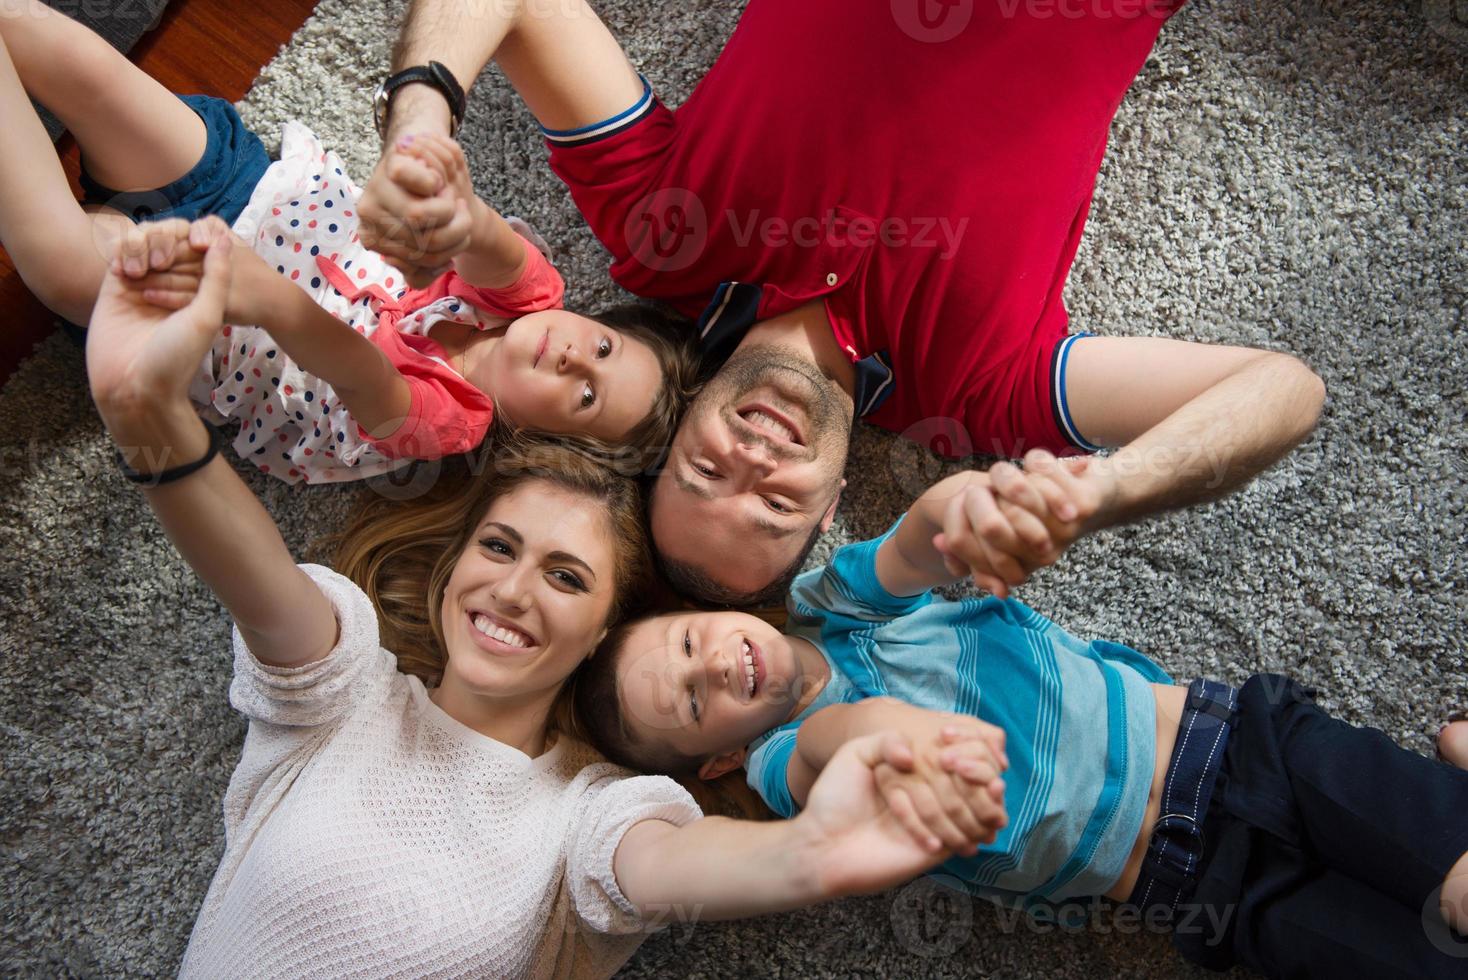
[0, 4, 698, 484]
[192, 127, 697, 485]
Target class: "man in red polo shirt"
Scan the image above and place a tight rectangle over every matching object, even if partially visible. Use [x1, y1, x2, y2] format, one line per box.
[360, 0, 1325, 605]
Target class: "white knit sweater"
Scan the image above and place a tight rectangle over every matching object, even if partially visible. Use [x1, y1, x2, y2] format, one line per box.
[179, 565, 701, 980]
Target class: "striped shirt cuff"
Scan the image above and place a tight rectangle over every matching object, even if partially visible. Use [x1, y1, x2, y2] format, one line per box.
[1051, 333, 1103, 453]
[541, 76, 656, 147]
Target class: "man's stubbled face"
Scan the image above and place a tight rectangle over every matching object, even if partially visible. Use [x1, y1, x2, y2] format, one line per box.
[651, 344, 851, 603]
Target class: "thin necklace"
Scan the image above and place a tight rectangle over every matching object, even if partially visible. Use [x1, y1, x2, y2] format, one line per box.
[455, 335, 472, 377]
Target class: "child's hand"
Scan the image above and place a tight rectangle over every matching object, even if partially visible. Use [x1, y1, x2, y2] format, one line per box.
[120, 217, 282, 329]
[934, 720, 1008, 789]
[398, 132, 476, 211]
[396, 133, 534, 291]
[797, 733, 970, 897]
[87, 218, 233, 414]
[368, 133, 477, 284]
[361, 136, 474, 288]
[120, 220, 211, 306]
[871, 717, 1008, 856]
[931, 454, 1101, 598]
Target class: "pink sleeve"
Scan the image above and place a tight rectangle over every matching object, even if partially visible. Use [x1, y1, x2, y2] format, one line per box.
[359, 322, 496, 460]
[445, 236, 566, 318]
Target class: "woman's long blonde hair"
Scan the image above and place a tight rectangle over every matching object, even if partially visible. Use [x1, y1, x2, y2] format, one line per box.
[330, 437, 653, 734]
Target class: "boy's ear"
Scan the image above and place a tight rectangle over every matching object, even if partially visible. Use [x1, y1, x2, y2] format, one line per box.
[697, 747, 748, 782]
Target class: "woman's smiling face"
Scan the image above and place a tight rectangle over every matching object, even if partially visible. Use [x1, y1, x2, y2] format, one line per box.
[438, 479, 618, 703]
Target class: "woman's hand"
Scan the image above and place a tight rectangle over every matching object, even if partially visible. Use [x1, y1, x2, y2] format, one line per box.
[87, 217, 233, 420]
[872, 720, 1007, 857]
[794, 732, 981, 899]
[85, 216, 338, 667]
[123, 217, 294, 330]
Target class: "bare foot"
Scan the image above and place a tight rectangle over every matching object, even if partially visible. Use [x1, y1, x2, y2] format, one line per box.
[1437, 720, 1468, 770]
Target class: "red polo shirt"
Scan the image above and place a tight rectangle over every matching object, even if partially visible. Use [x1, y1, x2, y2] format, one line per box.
[545, 0, 1184, 457]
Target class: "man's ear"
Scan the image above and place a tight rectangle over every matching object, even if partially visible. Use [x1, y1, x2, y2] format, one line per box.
[818, 479, 846, 533]
[697, 746, 748, 782]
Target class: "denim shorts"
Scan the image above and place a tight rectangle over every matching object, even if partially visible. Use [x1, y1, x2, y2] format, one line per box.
[78, 94, 270, 226]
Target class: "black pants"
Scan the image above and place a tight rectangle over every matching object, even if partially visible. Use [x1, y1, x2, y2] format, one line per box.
[1173, 675, 1468, 978]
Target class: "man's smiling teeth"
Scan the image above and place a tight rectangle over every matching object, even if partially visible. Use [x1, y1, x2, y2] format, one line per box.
[741, 639, 756, 698]
[743, 410, 795, 444]
[472, 614, 533, 649]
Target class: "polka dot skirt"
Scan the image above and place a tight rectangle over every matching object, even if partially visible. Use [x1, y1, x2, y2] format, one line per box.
[202, 122, 488, 485]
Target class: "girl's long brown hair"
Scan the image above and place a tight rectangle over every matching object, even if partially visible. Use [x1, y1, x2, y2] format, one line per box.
[329, 437, 653, 735]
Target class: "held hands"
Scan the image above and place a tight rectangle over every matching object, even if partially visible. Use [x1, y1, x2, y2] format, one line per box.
[933, 450, 1113, 598]
[871, 712, 1007, 857]
[400, 133, 477, 215]
[795, 722, 1007, 899]
[113, 215, 280, 329]
[358, 131, 475, 288]
[793, 732, 961, 898]
[86, 217, 233, 416]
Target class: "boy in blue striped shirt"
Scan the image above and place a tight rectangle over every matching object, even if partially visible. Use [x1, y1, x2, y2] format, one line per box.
[576, 469, 1468, 977]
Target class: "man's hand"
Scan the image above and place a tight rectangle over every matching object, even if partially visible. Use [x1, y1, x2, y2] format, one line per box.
[358, 133, 474, 288]
[933, 451, 1113, 597]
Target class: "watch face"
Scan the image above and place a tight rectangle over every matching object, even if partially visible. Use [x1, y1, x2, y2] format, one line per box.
[372, 81, 390, 137]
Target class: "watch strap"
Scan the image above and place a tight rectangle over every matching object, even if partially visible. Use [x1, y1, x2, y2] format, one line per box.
[376, 61, 466, 137]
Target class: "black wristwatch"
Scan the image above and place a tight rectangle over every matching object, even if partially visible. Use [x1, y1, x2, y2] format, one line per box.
[374, 61, 467, 139]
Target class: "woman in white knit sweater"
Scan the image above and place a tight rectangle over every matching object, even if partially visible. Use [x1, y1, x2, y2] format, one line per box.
[83, 217, 1005, 978]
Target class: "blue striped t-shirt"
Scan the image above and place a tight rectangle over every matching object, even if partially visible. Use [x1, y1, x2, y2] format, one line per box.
[745, 519, 1171, 909]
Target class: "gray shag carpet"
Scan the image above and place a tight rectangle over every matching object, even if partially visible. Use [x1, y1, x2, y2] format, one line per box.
[2, 0, 1465, 976]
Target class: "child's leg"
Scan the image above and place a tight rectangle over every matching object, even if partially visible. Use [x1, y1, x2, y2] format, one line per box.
[1194, 678, 1468, 976]
[1435, 722, 1468, 934]
[1244, 678, 1468, 928]
[0, 23, 116, 323]
[0, 1, 205, 190]
[1444, 849, 1468, 937]
[1245, 864, 1466, 979]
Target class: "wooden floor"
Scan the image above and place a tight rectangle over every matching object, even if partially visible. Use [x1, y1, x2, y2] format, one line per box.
[0, 0, 318, 386]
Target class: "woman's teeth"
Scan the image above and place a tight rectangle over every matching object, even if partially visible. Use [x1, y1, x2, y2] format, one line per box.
[744, 410, 795, 444]
[741, 639, 756, 698]
[472, 613, 532, 649]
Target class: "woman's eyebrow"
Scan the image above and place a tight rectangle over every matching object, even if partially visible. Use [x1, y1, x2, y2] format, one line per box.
[488, 521, 596, 583]
[485, 522, 522, 545]
[546, 550, 597, 584]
